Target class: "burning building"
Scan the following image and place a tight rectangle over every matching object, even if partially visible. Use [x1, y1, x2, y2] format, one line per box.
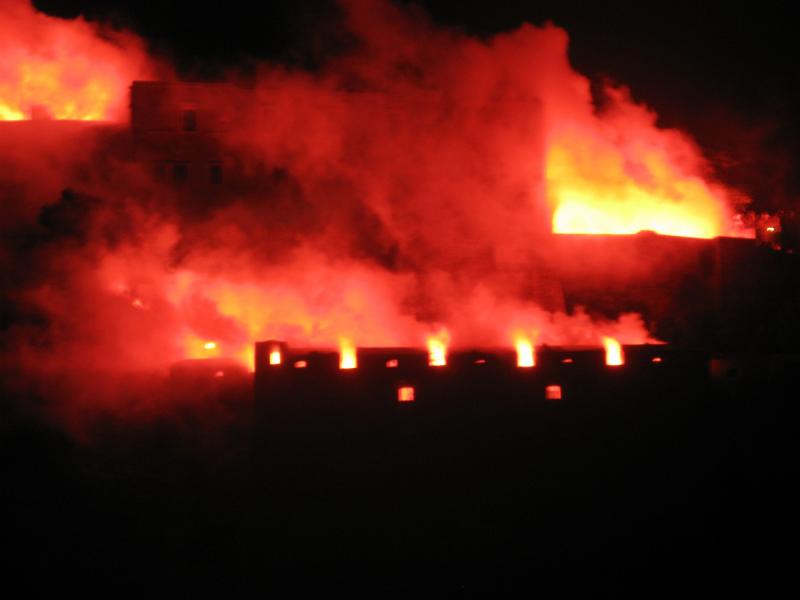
[2, 0, 799, 421]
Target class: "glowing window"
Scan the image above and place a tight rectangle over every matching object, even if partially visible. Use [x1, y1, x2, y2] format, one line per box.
[397, 386, 415, 402]
[294, 360, 308, 369]
[386, 359, 399, 368]
[545, 385, 562, 401]
[269, 349, 282, 365]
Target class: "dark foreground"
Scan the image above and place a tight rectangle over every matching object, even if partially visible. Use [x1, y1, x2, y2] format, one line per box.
[3, 357, 798, 595]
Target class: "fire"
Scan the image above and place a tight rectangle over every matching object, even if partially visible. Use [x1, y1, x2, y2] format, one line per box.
[0, 1, 154, 121]
[181, 336, 222, 359]
[514, 334, 536, 368]
[548, 141, 735, 239]
[427, 330, 449, 367]
[603, 336, 624, 366]
[269, 349, 282, 365]
[545, 83, 751, 240]
[339, 338, 357, 370]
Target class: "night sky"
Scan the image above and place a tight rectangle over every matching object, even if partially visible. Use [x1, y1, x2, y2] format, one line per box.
[30, 0, 800, 208]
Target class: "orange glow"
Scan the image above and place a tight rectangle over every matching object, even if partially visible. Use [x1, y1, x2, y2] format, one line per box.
[652, 356, 663, 363]
[235, 346, 256, 373]
[427, 330, 449, 367]
[397, 386, 415, 402]
[545, 86, 751, 240]
[294, 360, 308, 369]
[339, 339, 357, 369]
[561, 358, 573, 364]
[515, 335, 536, 367]
[386, 359, 399, 368]
[269, 349, 282, 365]
[1, 1, 155, 121]
[545, 385, 563, 401]
[203, 341, 217, 350]
[603, 336, 624, 366]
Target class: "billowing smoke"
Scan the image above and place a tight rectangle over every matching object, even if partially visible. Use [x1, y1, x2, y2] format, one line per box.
[0, 0, 158, 120]
[0, 0, 750, 429]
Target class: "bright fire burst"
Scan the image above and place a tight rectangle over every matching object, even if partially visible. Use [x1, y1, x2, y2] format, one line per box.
[514, 334, 536, 368]
[603, 336, 624, 366]
[545, 81, 752, 240]
[339, 338, 357, 370]
[547, 141, 736, 239]
[427, 330, 449, 367]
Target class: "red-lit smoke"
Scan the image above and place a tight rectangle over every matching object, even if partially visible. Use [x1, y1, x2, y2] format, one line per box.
[0, 0, 156, 121]
[0, 0, 753, 424]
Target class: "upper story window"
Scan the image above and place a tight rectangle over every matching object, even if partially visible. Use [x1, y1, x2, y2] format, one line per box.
[173, 162, 189, 184]
[209, 162, 223, 185]
[182, 108, 197, 132]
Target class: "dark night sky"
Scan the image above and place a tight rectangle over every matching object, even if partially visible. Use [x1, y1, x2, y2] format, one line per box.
[32, 0, 800, 209]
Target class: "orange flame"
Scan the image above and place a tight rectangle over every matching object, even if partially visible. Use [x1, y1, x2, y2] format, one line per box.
[427, 330, 449, 367]
[603, 336, 624, 366]
[339, 338, 357, 369]
[546, 86, 751, 240]
[514, 333, 536, 368]
[269, 349, 282, 365]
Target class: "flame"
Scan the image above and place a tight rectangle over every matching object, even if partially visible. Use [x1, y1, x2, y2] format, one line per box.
[545, 84, 751, 240]
[603, 336, 624, 366]
[514, 334, 536, 368]
[0, 1, 154, 121]
[427, 330, 449, 367]
[339, 338, 357, 369]
[269, 349, 282, 365]
[548, 142, 735, 239]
